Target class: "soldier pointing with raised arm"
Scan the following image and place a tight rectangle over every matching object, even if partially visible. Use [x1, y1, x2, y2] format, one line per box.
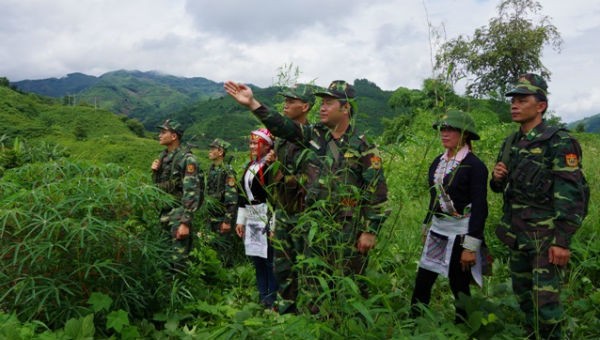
[224, 80, 388, 308]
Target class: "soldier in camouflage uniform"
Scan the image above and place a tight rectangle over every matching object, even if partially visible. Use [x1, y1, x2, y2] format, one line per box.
[205, 138, 240, 267]
[224, 80, 388, 311]
[151, 119, 204, 271]
[267, 84, 316, 314]
[490, 74, 588, 339]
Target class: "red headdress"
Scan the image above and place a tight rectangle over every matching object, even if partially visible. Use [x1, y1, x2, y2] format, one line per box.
[250, 128, 274, 184]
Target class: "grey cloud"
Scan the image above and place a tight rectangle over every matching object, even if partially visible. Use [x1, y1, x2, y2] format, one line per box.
[183, 0, 367, 42]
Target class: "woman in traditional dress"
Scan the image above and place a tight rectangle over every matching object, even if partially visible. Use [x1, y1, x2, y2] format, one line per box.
[235, 128, 278, 308]
[410, 109, 489, 323]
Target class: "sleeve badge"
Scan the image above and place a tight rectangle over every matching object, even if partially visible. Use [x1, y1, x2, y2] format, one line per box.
[565, 154, 579, 168]
[186, 163, 197, 174]
[370, 155, 382, 170]
[227, 176, 236, 187]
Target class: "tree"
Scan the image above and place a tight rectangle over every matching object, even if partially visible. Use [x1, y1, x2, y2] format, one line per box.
[0, 77, 10, 88]
[435, 0, 562, 98]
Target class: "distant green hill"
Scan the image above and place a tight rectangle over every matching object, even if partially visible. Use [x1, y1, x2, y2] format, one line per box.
[568, 113, 600, 133]
[12, 70, 225, 129]
[9, 71, 518, 150]
[0, 84, 161, 170]
[13, 72, 100, 97]
[11, 72, 397, 150]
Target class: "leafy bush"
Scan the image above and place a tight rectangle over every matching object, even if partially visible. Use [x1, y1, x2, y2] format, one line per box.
[0, 160, 177, 327]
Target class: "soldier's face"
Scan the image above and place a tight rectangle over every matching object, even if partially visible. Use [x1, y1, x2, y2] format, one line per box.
[510, 95, 546, 125]
[158, 129, 177, 146]
[439, 127, 464, 151]
[208, 147, 223, 161]
[319, 97, 347, 128]
[283, 98, 309, 121]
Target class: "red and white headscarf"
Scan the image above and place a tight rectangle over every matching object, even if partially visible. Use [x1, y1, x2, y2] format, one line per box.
[248, 128, 274, 185]
[250, 128, 273, 147]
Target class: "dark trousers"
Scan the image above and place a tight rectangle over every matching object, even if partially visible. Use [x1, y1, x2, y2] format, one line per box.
[251, 244, 278, 308]
[411, 235, 471, 323]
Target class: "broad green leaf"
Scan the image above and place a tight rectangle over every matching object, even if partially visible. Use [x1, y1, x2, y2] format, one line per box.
[106, 310, 130, 333]
[87, 292, 112, 312]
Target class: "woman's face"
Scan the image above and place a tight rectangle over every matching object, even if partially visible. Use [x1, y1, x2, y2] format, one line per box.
[439, 126, 465, 151]
[249, 139, 270, 159]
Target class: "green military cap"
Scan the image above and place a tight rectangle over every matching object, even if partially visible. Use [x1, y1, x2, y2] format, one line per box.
[279, 83, 316, 105]
[209, 138, 230, 150]
[314, 80, 356, 100]
[433, 109, 480, 140]
[505, 73, 548, 97]
[157, 119, 184, 136]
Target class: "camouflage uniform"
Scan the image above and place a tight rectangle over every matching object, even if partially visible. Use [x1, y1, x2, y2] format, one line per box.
[153, 120, 204, 269]
[205, 138, 240, 266]
[270, 85, 316, 313]
[251, 81, 388, 304]
[491, 74, 588, 339]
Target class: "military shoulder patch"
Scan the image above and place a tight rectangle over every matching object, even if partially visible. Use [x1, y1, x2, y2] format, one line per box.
[370, 155, 382, 170]
[186, 163, 197, 174]
[565, 154, 579, 167]
[227, 176, 236, 187]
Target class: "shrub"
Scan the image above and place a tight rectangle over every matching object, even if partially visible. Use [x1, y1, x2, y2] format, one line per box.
[0, 160, 177, 327]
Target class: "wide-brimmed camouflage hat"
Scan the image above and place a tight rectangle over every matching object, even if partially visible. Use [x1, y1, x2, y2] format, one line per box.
[209, 138, 230, 150]
[157, 119, 184, 136]
[279, 84, 316, 105]
[314, 80, 356, 100]
[432, 109, 480, 140]
[505, 73, 548, 97]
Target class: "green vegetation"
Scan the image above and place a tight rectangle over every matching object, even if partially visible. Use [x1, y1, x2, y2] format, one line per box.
[1, 76, 599, 338]
[12, 70, 225, 130]
[2, 16, 599, 333]
[436, 0, 563, 97]
[568, 113, 600, 133]
[0, 85, 161, 170]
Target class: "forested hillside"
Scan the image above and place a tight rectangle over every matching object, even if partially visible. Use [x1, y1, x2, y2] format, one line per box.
[568, 113, 600, 133]
[12, 70, 225, 129]
[0, 84, 160, 171]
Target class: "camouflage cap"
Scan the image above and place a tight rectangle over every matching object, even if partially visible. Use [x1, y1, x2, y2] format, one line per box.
[314, 80, 356, 100]
[157, 119, 184, 136]
[505, 73, 548, 97]
[433, 109, 480, 140]
[279, 84, 316, 105]
[209, 138, 230, 150]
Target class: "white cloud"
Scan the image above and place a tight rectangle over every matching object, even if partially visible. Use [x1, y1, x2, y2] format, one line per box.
[1, 0, 599, 122]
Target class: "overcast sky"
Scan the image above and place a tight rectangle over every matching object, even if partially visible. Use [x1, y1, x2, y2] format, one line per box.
[1, 0, 599, 122]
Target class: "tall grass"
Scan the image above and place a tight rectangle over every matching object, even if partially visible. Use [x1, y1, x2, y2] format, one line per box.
[0, 160, 176, 328]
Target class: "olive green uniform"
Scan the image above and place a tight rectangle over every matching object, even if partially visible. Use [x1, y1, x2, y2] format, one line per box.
[252, 103, 388, 304]
[153, 145, 203, 269]
[205, 162, 240, 266]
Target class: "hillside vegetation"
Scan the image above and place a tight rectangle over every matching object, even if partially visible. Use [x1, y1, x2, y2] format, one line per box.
[13, 70, 225, 129]
[1, 75, 598, 339]
[0, 85, 161, 171]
